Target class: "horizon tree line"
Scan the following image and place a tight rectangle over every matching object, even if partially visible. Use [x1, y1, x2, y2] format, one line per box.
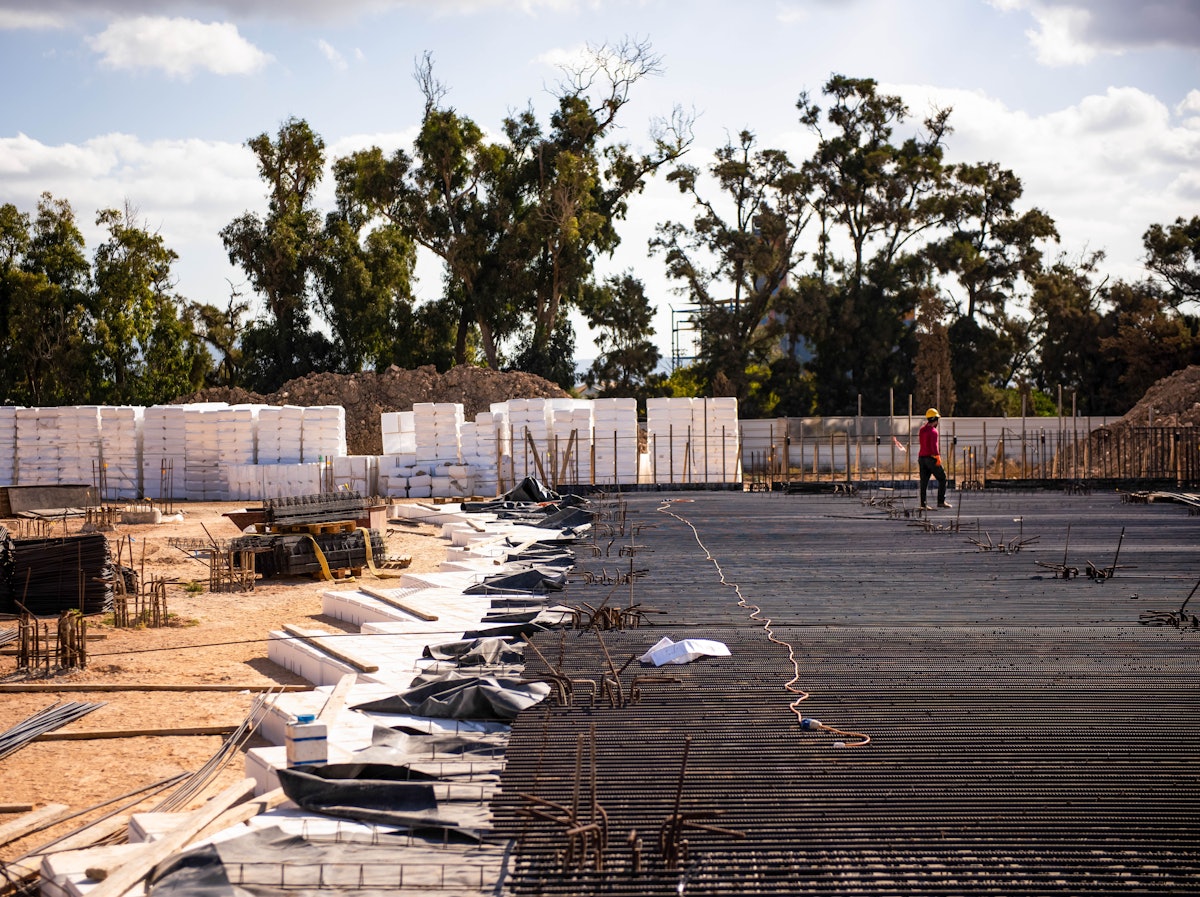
[2, 49, 1197, 418]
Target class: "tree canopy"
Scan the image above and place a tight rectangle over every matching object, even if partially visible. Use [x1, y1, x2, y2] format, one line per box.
[2, 61, 1195, 415]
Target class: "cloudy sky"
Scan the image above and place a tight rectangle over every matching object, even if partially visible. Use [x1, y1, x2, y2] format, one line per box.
[2, 0, 1199, 369]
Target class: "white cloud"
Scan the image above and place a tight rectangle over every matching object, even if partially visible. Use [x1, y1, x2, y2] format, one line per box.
[775, 3, 809, 25]
[0, 0, 590, 21]
[0, 131, 260, 302]
[0, 8, 66, 28]
[86, 16, 272, 78]
[892, 82, 1200, 282]
[992, 0, 1200, 64]
[533, 43, 593, 71]
[1177, 89, 1200, 128]
[317, 38, 347, 71]
[0, 127, 436, 306]
[1024, 3, 1097, 66]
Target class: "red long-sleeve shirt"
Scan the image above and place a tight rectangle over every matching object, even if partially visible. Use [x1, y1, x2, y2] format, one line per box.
[919, 422, 940, 458]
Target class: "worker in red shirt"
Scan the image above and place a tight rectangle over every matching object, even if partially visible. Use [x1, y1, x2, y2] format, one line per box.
[918, 408, 951, 510]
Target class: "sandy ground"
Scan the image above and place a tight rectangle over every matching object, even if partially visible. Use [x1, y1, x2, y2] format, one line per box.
[0, 500, 448, 867]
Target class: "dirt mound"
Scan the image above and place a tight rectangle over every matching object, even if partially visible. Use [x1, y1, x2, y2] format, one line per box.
[1109, 365, 1200, 430]
[175, 365, 570, 455]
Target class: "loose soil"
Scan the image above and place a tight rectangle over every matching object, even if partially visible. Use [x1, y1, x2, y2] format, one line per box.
[0, 501, 448, 866]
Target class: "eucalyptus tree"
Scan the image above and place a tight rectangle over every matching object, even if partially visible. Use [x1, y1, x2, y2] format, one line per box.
[193, 285, 249, 388]
[0, 194, 92, 404]
[336, 42, 688, 385]
[652, 130, 811, 411]
[91, 203, 206, 403]
[316, 198, 418, 373]
[1028, 251, 1108, 408]
[1143, 214, 1200, 307]
[1098, 278, 1197, 410]
[504, 39, 691, 384]
[578, 272, 661, 396]
[333, 56, 507, 367]
[797, 75, 952, 413]
[923, 161, 1059, 413]
[221, 116, 334, 391]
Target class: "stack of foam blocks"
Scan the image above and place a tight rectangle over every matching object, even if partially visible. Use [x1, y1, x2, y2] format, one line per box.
[302, 406, 347, 464]
[507, 399, 552, 483]
[98, 405, 142, 500]
[547, 399, 592, 486]
[460, 408, 506, 497]
[0, 406, 18, 486]
[141, 405, 189, 500]
[377, 411, 416, 499]
[646, 397, 740, 485]
[413, 403, 468, 499]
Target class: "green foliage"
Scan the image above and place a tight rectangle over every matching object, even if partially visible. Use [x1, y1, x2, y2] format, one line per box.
[986, 384, 1058, 417]
[507, 313, 578, 390]
[220, 117, 328, 391]
[579, 272, 661, 396]
[653, 130, 810, 407]
[653, 364, 706, 398]
[1143, 215, 1200, 306]
[0, 195, 208, 404]
[6, 72, 1197, 417]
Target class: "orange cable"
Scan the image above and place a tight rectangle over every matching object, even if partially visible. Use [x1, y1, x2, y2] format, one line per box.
[657, 498, 870, 748]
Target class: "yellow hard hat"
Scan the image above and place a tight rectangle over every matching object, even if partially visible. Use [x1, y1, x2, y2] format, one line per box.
[925, 408, 940, 420]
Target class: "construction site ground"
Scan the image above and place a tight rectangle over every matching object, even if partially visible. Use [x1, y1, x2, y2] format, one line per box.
[0, 500, 448, 866]
[499, 488, 1199, 894]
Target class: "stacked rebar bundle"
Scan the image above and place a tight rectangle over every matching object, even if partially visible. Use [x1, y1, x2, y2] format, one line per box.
[0, 701, 105, 761]
[0, 533, 114, 615]
[264, 492, 367, 527]
[260, 530, 385, 577]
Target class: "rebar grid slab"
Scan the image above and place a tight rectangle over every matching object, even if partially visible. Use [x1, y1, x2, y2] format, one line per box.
[493, 490, 1200, 896]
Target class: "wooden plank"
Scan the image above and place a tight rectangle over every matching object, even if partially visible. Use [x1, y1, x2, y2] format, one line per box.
[0, 804, 70, 848]
[0, 683, 311, 694]
[282, 625, 379, 673]
[0, 804, 34, 814]
[358, 586, 439, 621]
[34, 725, 238, 742]
[1, 812, 136, 886]
[191, 787, 289, 844]
[319, 673, 357, 723]
[83, 778, 256, 897]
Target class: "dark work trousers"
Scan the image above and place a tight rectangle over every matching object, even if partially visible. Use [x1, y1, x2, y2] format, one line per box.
[918, 455, 947, 507]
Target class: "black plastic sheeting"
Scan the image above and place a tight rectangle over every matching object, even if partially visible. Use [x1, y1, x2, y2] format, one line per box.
[463, 566, 567, 595]
[502, 476, 559, 503]
[364, 724, 510, 760]
[276, 763, 479, 836]
[422, 637, 525, 666]
[351, 670, 551, 722]
[531, 505, 593, 530]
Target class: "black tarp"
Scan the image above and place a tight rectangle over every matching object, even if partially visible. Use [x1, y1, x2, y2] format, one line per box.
[501, 476, 559, 503]
[533, 505, 593, 530]
[462, 566, 566, 595]
[276, 763, 478, 834]
[422, 637, 525, 666]
[358, 724, 509, 763]
[351, 671, 550, 721]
